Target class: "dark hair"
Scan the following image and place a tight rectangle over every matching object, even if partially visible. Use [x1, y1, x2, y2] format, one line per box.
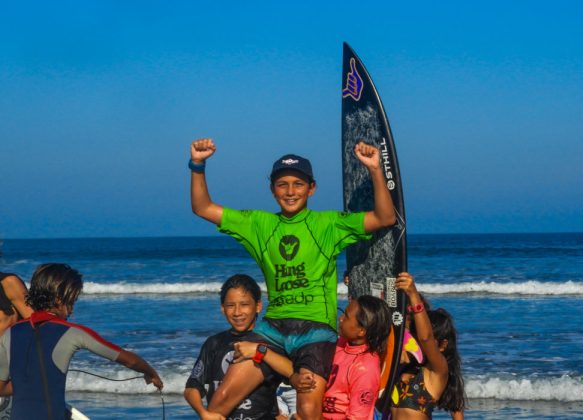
[220, 274, 261, 304]
[25, 263, 83, 312]
[427, 308, 467, 412]
[355, 295, 392, 355]
[269, 171, 316, 187]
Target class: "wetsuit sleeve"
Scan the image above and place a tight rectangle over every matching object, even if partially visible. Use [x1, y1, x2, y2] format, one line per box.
[332, 212, 372, 255]
[217, 208, 263, 262]
[185, 338, 213, 398]
[0, 330, 10, 381]
[52, 324, 122, 374]
[346, 358, 380, 420]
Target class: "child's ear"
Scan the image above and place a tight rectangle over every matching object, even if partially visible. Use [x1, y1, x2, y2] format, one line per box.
[358, 327, 366, 339]
[256, 300, 263, 314]
[439, 338, 449, 353]
[308, 182, 316, 197]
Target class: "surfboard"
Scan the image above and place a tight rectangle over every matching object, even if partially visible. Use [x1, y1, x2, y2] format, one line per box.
[68, 404, 91, 420]
[0, 397, 89, 419]
[341, 42, 407, 416]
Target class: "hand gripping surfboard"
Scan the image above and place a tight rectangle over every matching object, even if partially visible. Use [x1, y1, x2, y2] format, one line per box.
[341, 42, 408, 416]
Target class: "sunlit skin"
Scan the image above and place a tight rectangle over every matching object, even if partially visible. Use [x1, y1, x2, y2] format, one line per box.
[392, 272, 449, 420]
[189, 137, 397, 419]
[270, 170, 316, 218]
[338, 300, 366, 345]
[221, 287, 262, 333]
[0, 275, 33, 336]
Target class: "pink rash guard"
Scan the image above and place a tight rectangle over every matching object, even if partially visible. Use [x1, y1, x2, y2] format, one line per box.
[322, 338, 381, 420]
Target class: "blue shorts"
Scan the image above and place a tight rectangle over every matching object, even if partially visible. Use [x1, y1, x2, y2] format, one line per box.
[254, 317, 337, 378]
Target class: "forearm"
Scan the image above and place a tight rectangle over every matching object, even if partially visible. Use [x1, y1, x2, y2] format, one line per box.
[408, 292, 434, 343]
[264, 349, 294, 378]
[12, 298, 33, 319]
[3, 276, 33, 318]
[116, 350, 157, 377]
[184, 388, 207, 416]
[190, 171, 223, 224]
[363, 165, 396, 232]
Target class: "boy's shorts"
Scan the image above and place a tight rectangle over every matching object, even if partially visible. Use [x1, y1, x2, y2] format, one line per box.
[254, 317, 337, 379]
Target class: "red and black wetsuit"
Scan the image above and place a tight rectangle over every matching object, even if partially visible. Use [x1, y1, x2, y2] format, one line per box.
[0, 311, 122, 420]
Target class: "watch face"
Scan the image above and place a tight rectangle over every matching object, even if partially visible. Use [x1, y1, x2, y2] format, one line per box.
[258, 344, 268, 354]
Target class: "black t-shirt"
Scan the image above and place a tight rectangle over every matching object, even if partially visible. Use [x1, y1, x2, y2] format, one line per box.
[186, 329, 281, 420]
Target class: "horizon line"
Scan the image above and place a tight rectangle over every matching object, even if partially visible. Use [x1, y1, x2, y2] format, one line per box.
[2, 231, 582, 241]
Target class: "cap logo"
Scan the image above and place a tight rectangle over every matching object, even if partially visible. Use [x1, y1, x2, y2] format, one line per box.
[281, 158, 299, 165]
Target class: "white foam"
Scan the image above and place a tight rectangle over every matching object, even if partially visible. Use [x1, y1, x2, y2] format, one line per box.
[66, 370, 583, 401]
[418, 280, 583, 296]
[66, 369, 188, 395]
[466, 375, 583, 401]
[78, 280, 583, 296]
[82, 281, 228, 294]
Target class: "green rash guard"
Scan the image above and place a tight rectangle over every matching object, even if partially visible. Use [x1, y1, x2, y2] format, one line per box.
[218, 207, 371, 330]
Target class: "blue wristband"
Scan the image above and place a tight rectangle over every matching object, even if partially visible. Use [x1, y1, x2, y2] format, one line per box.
[188, 160, 206, 173]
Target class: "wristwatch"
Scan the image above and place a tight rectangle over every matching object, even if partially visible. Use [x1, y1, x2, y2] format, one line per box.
[252, 344, 268, 364]
[407, 302, 425, 314]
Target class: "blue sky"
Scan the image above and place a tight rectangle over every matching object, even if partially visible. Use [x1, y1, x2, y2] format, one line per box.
[1, 1, 582, 238]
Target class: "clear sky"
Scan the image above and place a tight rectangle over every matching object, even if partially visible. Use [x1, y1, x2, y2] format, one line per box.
[1, 0, 582, 239]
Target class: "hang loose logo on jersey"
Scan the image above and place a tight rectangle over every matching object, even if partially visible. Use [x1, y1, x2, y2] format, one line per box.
[279, 235, 300, 261]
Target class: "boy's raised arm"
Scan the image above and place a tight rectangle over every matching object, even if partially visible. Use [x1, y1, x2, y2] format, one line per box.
[190, 138, 224, 225]
[355, 141, 397, 232]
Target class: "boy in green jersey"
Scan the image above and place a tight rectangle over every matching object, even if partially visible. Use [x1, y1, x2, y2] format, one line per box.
[189, 138, 396, 419]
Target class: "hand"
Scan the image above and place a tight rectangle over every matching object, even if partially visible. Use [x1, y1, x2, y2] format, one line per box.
[233, 341, 257, 363]
[354, 141, 380, 170]
[395, 272, 419, 299]
[191, 138, 217, 163]
[200, 410, 226, 420]
[144, 371, 164, 391]
[289, 372, 316, 393]
[342, 57, 363, 100]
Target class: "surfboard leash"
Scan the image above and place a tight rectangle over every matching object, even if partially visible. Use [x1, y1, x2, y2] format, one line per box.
[69, 369, 166, 419]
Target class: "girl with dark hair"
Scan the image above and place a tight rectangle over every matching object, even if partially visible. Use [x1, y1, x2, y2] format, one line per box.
[233, 295, 392, 420]
[0, 263, 163, 420]
[320, 295, 392, 419]
[392, 272, 466, 420]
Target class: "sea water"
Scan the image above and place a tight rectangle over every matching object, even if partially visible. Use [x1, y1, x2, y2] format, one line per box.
[1, 233, 582, 419]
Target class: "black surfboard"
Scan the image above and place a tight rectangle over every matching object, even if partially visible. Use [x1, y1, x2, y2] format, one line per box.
[341, 42, 407, 415]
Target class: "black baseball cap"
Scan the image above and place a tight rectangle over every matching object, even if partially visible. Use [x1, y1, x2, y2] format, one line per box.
[270, 154, 314, 182]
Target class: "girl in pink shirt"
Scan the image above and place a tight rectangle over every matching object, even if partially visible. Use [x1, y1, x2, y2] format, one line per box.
[322, 295, 391, 420]
[233, 295, 391, 420]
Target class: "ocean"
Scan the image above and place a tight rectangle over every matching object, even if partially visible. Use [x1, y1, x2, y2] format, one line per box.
[1, 233, 582, 419]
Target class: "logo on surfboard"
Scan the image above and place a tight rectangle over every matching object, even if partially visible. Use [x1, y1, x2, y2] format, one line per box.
[342, 57, 363, 101]
[392, 311, 404, 327]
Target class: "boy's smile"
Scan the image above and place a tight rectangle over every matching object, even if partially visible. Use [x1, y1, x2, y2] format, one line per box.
[221, 287, 262, 332]
[270, 170, 316, 218]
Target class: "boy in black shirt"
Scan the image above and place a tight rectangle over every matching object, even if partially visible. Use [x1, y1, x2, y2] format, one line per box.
[184, 274, 282, 420]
